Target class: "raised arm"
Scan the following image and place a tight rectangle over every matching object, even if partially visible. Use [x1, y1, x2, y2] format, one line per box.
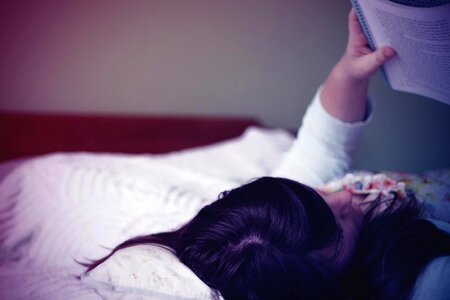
[320, 9, 396, 122]
[272, 9, 396, 186]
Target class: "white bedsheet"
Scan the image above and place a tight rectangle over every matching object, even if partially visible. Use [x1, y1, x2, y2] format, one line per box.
[0, 127, 293, 299]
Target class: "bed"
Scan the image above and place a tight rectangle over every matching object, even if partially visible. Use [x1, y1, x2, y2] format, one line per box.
[0, 112, 294, 299]
[0, 112, 449, 299]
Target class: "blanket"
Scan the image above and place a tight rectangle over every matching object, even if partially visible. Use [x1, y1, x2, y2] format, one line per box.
[0, 127, 448, 299]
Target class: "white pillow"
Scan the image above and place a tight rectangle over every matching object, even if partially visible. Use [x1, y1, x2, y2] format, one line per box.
[81, 244, 222, 300]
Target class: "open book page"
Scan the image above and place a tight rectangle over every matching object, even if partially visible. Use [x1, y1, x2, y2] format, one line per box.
[357, 0, 450, 104]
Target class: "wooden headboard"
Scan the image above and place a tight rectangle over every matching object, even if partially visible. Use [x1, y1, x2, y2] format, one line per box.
[0, 112, 260, 162]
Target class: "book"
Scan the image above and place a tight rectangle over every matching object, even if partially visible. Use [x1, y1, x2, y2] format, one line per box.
[350, 0, 450, 104]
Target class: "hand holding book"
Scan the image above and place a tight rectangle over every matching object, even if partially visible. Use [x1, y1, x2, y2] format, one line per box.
[351, 0, 450, 104]
[320, 9, 396, 123]
[342, 9, 396, 80]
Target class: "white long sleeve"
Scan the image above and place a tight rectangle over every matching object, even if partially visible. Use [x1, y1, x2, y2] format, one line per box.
[271, 87, 373, 187]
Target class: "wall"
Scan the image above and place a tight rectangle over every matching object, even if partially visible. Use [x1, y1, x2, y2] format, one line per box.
[1, 0, 449, 172]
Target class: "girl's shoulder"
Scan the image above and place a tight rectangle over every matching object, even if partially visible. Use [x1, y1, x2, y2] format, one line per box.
[411, 254, 450, 300]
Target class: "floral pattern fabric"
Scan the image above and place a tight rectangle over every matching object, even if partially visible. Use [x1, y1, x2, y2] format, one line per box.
[321, 169, 450, 223]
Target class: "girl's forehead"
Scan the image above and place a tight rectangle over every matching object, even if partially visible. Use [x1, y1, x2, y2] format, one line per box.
[314, 188, 329, 196]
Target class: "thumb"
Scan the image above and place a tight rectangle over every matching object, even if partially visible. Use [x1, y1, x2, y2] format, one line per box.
[358, 47, 396, 75]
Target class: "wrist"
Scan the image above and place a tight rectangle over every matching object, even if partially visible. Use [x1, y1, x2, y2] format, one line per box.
[320, 56, 370, 123]
[327, 60, 369, 100]
[333, 55, 369, 87]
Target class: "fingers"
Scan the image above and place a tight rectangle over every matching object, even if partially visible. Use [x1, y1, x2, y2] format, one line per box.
[374, 47, 396, 65]
[348, 9, 361, 36]
[344, 9, 397, 79]
[348, 9, 369, 47]
[358, 46, 396, 76]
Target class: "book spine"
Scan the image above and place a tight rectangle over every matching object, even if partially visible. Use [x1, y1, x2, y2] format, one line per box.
[350, 0, 391, 87]
[350, 0, 377, 51]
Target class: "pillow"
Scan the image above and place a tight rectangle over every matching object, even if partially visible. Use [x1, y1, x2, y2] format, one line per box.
[81, 244, 222, 300]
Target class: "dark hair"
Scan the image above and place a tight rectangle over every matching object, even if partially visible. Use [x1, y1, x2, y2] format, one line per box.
[85, 177, 345, 300]
[342, 194, 450, 300]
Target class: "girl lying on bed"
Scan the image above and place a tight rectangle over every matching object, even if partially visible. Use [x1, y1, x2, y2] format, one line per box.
[85, 9, 450, 300]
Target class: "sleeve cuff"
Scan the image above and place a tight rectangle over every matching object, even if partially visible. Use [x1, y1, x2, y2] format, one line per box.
[301, 86, 374, 148]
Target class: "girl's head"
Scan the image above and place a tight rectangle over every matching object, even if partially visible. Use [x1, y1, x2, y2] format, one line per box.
[171, 177, 357, 300]
[86, 176, 363, 299]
